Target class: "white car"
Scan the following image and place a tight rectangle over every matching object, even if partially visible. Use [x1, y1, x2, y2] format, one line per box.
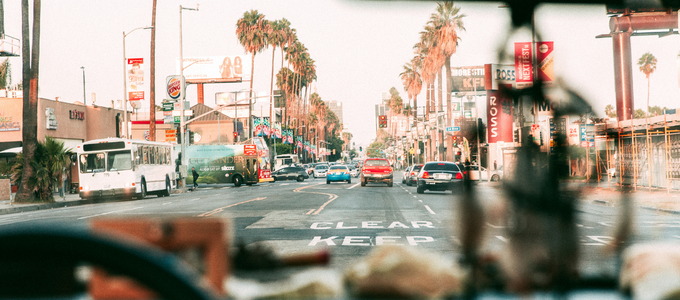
[468, 165, 502, 181]
[349, 167, 359, 178]
[313, 164, 329, 178]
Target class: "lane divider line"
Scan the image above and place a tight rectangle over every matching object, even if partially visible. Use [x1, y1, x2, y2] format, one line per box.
[198, 197, 266, 217]
[496, 236, 508, 243]
[78, 207, 145, 220]
[424, 205, 436, 215]
[306, 209, 315, 215]
[347, 183, 360, 189]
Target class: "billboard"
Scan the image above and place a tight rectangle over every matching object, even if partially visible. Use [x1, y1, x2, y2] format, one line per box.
[177, 55, 251, 80]
[487, 86, 513, 143]
[450, 66, 485, 93]
[536, 42, 554, 83]
[514, 42, 533, 88]
[126, 58, 145, 101]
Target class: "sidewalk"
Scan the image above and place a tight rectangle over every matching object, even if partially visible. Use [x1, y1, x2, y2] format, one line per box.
[0, 192, 91, 215]
[567, 180, 680, 214]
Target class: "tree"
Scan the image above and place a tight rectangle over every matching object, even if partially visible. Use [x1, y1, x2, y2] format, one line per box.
[429, 1, 465, 161]
[11, 136, 71, 202]
[637, 52, 657, 120]
[236, 10, 271, 138]
[268, 19, 285, 126]
[0, 58, 11, 89]
[604, 104, 616, 118]
[16, 0, 41, 203]
[634, 109, 646, 119]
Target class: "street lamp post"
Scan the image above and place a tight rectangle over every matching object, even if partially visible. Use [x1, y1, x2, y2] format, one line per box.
[122, 26, 153, 139]
[179, 4, 198, 188]
[80, 67, 86, 106]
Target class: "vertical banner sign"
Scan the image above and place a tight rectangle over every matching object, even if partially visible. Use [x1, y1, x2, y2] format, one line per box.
[487, 85, 514, 143]
[127, 58, 145, 102]
[287, 130, 294, 144]
[274, 122, 282, 139]
[253, 117, 263, 137]
[262, 117, 271, 137]
[536, 42, 554, 83]
[514, 43, 532, 88]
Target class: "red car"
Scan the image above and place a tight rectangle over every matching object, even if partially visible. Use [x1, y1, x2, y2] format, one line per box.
[360, 158, 393, 187]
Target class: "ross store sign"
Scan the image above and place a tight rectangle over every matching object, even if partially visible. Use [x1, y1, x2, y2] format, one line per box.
[487, 85, 513, 143]
[0, 111, 20, 132]
[69, 109, 85, 120]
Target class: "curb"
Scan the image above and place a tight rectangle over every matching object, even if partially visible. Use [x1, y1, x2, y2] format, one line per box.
[640, 205, 680, 215]
[0, 199, 94, 216]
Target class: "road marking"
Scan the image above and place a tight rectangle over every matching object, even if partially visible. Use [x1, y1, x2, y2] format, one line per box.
[306, 209, 315, 215]
[78, 207, 145, 220]
[413, 196, 417, 198]
[162, 202, 172, 205]
[197, 197, 266, 217]
[418, 200, 423, 203]
[424, 205, 436, 215]
[189, 198, 200, 201]
[221, 187, 231, 189]
[486, 222, 506, 229]
[587, 236, 614, 245]
[280, 183, 290, 186]
[673, 235, 680, 239]
[598, 222, 613, 227]
[294, 184, 339, 215]
[496, 236, 508, 243]
[347, 183, 360, 189]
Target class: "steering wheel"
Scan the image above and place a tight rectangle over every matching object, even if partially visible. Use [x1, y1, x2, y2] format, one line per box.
[0, 225, 218, 300]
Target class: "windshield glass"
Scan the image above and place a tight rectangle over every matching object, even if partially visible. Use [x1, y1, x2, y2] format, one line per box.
[79, 153, 105, 173]
[315, 165, 328, 170]
[106, 150, 132, 172]
[423, 163, 460, 172]
[330, 166, 347, 170]
[365, 160, 389, 166]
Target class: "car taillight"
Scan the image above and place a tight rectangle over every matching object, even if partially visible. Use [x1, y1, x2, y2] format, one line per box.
[410, 172, 415, 176]
[421, 171, 429, 179]
[456, 173, 463, 179]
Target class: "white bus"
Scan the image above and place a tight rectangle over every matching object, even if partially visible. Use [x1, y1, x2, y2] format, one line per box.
[274, 154, 300, 171]
[75, 138, 175, 200]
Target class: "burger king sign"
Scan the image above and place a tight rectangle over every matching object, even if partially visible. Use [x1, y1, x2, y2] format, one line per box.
[166, 75, 185, 100]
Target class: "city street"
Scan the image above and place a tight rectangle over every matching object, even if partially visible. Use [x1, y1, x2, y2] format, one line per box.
[2, 173, 679, 275]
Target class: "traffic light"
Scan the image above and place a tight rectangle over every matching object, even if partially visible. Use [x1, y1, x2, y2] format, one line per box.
[188, 129, 194, 144]
[452, 136, 458, 146]
[233, 131, 238, 140]
[378, 115, 387, 128]
[513, 129, 519, 143]
[359, 146, 362, 151]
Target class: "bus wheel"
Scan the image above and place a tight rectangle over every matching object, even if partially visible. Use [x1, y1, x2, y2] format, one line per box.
[160, 177, 171, 197]
[140, 181, 147, 199]
[233, 175, 243, 187]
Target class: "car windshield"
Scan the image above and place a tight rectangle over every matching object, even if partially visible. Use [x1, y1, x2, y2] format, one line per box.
[5, 1, 678, 299]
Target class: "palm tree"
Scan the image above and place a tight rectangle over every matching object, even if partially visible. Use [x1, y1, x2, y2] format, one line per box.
[429, 2, 465, 161]
[16, 0, 41, 203]
[236, 10, 271, 138]
[11, 137, 70, 202]
[268, 19, 285, 126]
[0, 58, 11, 89]
[637, 52, 657, 119]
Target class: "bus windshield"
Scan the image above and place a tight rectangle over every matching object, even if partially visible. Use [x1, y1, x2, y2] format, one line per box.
[107, 150, 132, 172]
[80, 153, 106, 173]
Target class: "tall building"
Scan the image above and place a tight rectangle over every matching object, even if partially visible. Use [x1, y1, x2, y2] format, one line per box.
[324, 100, 343, 125]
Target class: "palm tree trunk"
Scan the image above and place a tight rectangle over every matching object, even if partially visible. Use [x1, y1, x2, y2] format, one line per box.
[437, 68, 443, 161]
[16, 0, 40, 203]
[269, 45, 277, 156]
[249, 54, 255, 139]
[445, 56, 453, 162]
[148, 0, 157, 141]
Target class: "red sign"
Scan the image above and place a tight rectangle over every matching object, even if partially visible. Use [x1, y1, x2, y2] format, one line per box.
[536, 42, 554, 83]
[244, 144, 257, 156]
[129, 91, 144, 101]
[487, 86, 513, 143]
[514, 42, 532, 86]
[167, 77, 182, 100]
[127, 58, 143, 64]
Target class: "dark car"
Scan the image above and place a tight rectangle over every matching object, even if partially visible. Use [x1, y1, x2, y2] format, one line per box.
[416, 162, 463, 194]
[271, 166, 309, 182]
[406, 164, 424, 186]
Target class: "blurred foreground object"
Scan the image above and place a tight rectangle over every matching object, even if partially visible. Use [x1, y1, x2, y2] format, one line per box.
[233, 240, 330, 270]
[226, 268, 343, 299]
[344, 245, 465, 298]
[90, 218, 229, 299]
[620, 242, 680, 300]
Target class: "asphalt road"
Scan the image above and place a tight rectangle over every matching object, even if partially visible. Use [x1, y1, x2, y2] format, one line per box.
[1, 173, 679, 275]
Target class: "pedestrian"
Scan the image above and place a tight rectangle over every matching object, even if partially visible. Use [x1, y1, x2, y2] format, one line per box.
[192, 167, 199, 189]
[494, 160, 497, 171]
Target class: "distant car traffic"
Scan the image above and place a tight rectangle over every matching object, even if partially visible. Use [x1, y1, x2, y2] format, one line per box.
[402, 166, 412, 184]
[406, 164, 423, 186]
[416, 161, 463, 194]
[361, 158, 393, 187]
[313, 164, 329, 178]
[327, 165, 352, 184]
[271, 166, 309, 182]
[349, 166, 359, 178]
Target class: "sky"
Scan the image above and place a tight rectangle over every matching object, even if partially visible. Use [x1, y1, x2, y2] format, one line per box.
[3, 1, 680, 148]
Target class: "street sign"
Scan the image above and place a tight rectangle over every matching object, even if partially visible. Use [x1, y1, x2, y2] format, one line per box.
[174, 116, 181, 123]
[446, 126, 461, 132]
[164, 115, 175, 124]
[162, 102, 174, 111]
[172, 110, 194, 117]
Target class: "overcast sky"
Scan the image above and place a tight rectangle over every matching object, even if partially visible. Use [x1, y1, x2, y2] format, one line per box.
[4, 1, 680, 146]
